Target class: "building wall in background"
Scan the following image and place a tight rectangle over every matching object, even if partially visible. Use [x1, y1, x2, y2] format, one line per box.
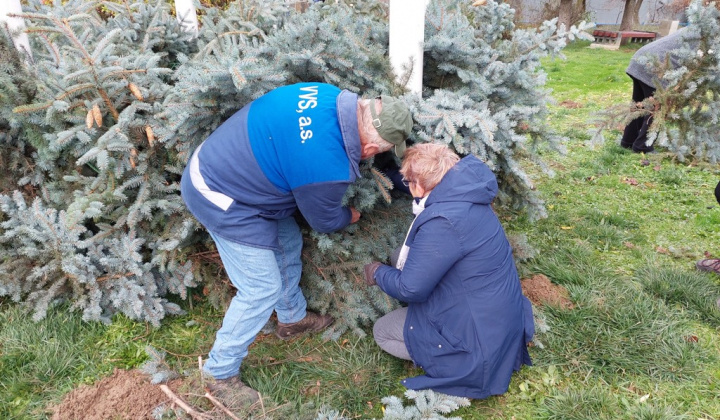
[511, 0, 684, 25]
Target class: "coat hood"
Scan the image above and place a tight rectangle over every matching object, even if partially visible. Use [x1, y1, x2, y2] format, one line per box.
[425, 155, 497, 207]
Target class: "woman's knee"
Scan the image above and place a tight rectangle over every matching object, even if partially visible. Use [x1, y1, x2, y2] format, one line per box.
[372, 318, 386, 344]
[373, 310, 399, 344]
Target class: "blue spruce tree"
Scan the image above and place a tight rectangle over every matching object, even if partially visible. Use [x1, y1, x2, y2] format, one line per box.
[0, 23, 37, 192]
[3, 0, 198, 325]
[646, 1, 720, 161]
[0, 0, 590, 334]
[599, 1, 720, 161]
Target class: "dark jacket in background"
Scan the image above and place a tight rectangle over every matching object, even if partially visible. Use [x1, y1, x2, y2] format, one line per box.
[626, 27, 695, 89]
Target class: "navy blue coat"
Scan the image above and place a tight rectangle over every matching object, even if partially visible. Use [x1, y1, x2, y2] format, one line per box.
[374, 155, 534, 399]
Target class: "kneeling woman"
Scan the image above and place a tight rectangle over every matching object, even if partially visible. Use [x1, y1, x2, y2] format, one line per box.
[363, 143, 534, 399]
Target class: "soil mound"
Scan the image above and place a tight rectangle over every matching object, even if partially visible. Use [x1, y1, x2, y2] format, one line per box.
[521, 274, 574, 309]
[51, 368, 177, 420]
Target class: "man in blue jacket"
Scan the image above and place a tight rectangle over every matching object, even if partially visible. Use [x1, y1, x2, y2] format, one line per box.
[180, 82, 412, 405]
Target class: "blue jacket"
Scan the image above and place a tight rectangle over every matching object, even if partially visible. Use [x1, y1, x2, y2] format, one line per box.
[374, 156, 534, 399]
[181, 83, 362, 249]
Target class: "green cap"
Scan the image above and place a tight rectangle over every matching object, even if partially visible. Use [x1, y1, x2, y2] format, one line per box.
[369, 95, 412, 158]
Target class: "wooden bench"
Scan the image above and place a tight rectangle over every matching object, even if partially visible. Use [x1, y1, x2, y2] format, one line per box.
[590, 30, 657, 50]
[619, 31, 657, 44]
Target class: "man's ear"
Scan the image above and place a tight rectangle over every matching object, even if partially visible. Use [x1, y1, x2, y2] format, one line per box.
[361, 142, 380, 159]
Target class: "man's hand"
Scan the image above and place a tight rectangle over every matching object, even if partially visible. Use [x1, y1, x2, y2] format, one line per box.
[363, 262, 382, 286]
[350, 207, 361, 223]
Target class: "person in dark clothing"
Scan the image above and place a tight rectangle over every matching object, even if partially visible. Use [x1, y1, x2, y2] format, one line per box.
[620, 75, 657, 153]
[621, 28, 692, 153]
[363, 143, 534, 399]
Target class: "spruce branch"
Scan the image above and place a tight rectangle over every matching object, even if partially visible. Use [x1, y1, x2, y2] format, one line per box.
[370, 167, 393, 204]
[30, 13, 121, 120]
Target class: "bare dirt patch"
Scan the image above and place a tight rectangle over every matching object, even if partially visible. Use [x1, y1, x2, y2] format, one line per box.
[521, 274, 574, 309]
[559, 100, 583, 109]
[51, 368, 179, 420]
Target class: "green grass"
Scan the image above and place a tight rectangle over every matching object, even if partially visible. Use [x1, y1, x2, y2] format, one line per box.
[2, 39, 720, 419]
[545, 41, 635, 100]
[0, 303, 110, 418]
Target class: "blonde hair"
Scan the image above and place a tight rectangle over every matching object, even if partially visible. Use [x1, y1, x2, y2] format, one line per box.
[357, 99, 395, 153]
[400, 143, 460, 191]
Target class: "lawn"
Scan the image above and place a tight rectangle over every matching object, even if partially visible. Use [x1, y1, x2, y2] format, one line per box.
[1, 40, 720, 419]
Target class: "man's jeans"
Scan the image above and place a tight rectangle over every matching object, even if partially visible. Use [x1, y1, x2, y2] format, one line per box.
[204, 217, 307, 379]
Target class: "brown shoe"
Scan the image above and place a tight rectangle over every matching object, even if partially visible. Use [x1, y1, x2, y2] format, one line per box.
[205, 376, 259, 409]
[275, 311, 334, 340]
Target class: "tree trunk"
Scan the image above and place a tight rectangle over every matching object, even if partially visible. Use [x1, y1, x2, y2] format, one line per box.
[174, 0, 198, 35]
[619, 0, 643, 31]
[389, 0, 429, 95]
[558, 0, 574, 30]
[1, 0, 32, 59]
[578, 0, 587, 20]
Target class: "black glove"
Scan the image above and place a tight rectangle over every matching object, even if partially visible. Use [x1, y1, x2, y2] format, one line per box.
[363, 262, 382, 286]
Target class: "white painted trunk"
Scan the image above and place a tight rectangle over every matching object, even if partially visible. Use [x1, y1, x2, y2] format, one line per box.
[389, 0, 429, 95]
[0, 0, 33, 59]
[175, 0, 199, 35]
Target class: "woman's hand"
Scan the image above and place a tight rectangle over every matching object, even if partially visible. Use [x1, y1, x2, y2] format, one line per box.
[363, 262, 381, 286]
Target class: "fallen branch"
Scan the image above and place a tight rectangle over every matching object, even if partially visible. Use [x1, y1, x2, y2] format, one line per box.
[204, 392, 243, 420]
[159, 384, 208, 419]
[259, 392, 266, 417]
